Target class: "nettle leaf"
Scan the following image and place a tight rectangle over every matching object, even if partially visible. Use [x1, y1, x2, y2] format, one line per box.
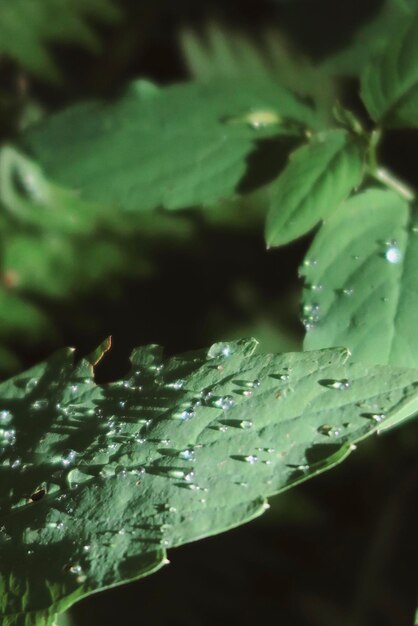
[361, 11, 418, 127]
[25, 78, 319, 212]
[301, 188, 418, 369]
[180, 24, 336, 126]
[2, 339, 418, 625]
[265, 130, 364, 248]
[0, 0, 120, 80]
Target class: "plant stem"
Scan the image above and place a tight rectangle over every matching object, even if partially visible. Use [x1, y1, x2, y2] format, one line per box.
[371, 166, 415, 202]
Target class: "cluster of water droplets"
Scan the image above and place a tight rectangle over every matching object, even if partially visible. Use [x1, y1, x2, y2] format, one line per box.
[0, 409, 16, 454]
[301, 302, 321, 332]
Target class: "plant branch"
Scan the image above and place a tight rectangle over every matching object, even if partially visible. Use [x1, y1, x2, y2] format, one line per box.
[371, 166, 415, 202]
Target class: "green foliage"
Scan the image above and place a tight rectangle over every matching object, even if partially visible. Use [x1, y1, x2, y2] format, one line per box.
[265, 129, 365, 247]
[322, 0, 417, 76]
[1, 3, 418, 624]
[180, 23, 336, 125]
[361, 10, 418, 127]
[0, 146, 192, 374]
[300, 189, 418, 367]
[1, 339, 418, 625]
[0, 0, 120, 80]
[25, 78, 318, 211]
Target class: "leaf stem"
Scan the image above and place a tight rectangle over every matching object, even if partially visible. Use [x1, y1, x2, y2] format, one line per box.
[371, 167, 415, 202]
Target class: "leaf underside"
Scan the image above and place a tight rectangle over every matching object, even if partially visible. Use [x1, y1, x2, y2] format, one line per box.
[1, 339, 418, 624]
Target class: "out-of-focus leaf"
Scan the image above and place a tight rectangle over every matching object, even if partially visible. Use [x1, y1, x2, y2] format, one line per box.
[301, 188, 418, 369]
[0, 147, 193, 375]
[265, 130, 364, 247]
[322, 0, 416, 77]
[181, 24, 336, 126]
[1, 339, 418, 624]
[25, 78, 320, 212]
[360, 11, 418, 127]
[0, 0, 120, 80]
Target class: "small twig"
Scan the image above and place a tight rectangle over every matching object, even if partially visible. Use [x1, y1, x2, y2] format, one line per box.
[371, 166, 415, 202]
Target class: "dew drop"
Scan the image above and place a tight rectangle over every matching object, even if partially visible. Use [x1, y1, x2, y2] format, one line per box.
[317, 424, 341, 437]
[320, 379, 350, 390]
[61, 449, 77, 467]
[0, 410, 12, 425]
[208, 342, 235, 359]
[179, 449, 195, 461]
[179, 408, 195, 421]
[167, 379, 186, 390]
[384, 243, 402, 264]
[362, 412, 386, 423]
[214, 396, 236, 411]
[31, 399, 48, 410]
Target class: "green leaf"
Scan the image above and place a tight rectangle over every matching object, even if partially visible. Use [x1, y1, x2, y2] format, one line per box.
[25, 78, 319, 212]
[0, 0, 120, 80]
[360, 10, 418, 127]
[2, 338, 418, 624]
[301, 188, 418, 369]
[265, 130, 364, 247]
[322, 0, 416, 77]
[180, 23, 336, 125]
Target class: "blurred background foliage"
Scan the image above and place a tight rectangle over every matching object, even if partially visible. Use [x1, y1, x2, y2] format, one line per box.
[0, 0, 417, 624]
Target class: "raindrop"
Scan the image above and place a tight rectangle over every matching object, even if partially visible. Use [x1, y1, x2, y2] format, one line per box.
[303, 258, 318, 268]
[168, 469, 190, 480]
[362, 412, 386, 423]
[167, 379, 186, 390]
[31, 399, 48, 410]
[311, 283, 323, 292]
[179, 408, 195, 421]
[0, 410, 12, 425]
[61, 449, 77, 467]
[214, 396, 236, 411]
[317, 424, 341, 437]
[384, 242, 402, 264]
[200, 390, 213, 403]
[179, 449, 195, 461]
[208, 341, 237, 358]
[320, 379, 350, 390]
[246, 110, 281, 129]
[0, 428, 16, 446]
